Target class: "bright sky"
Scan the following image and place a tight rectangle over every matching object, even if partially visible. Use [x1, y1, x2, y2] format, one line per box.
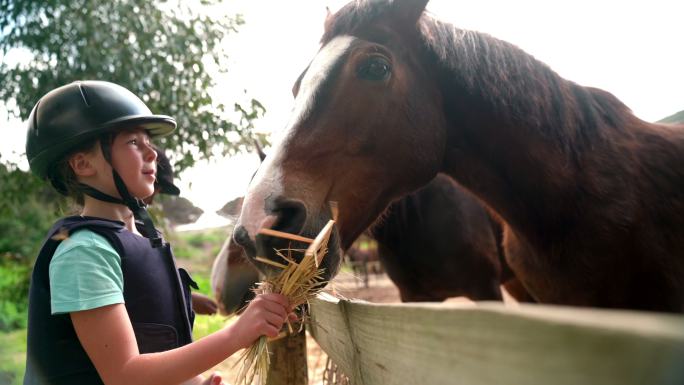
[2, 0, 683, 228]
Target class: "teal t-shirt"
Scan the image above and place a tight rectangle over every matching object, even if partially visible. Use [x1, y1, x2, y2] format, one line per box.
[49, 229, 124, 315]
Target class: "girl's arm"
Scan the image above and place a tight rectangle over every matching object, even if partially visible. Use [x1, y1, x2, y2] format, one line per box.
[71, 293, 289, 385]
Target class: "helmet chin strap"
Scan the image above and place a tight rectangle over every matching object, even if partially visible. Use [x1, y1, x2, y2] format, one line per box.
[111, 171, 163, 248]
[77, 136, 163, 248]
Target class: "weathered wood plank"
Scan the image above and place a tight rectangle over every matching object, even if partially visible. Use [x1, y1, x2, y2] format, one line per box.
[308, 294, 684, 385]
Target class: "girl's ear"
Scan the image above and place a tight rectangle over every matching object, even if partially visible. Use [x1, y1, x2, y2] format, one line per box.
[69, 152, 97, 177]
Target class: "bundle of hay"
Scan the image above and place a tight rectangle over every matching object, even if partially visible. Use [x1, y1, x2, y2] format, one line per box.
[235, 219, 336, 385]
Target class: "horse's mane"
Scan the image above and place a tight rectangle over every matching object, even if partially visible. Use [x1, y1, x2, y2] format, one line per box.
[421, 15, 640, 148]
[324, 1, 638, 153]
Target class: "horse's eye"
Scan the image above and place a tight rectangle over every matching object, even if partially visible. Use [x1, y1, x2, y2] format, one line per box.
[357, 56, 391, 81]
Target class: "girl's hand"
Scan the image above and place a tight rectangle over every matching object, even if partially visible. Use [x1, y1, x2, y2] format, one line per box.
[228, 293, 291, 349]
[203, 371, 225, 385]
[182, 372, 225, 385]
[192, 292, 218, 315]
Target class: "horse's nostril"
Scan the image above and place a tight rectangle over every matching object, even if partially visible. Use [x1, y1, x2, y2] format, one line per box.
[232, 226, 256, 257]
[270, 198, 307, 236]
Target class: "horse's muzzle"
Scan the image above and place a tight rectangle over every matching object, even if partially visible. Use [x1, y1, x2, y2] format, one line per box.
[234, 198, 311, 276]
[232, 226, 256, 257]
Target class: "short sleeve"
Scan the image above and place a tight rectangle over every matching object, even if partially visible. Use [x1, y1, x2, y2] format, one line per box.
[49, 229, 124, 314]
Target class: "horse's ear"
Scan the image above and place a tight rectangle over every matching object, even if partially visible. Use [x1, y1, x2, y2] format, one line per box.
[390, 0, 429, 25]
[324, 6, 334, 32]
[253, 139, 266, 162]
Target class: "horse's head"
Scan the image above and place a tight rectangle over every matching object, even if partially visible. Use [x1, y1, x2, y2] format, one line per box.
[235, 0, 446, 280]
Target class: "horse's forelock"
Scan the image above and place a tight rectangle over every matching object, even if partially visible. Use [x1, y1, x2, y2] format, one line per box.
[321, 0, 395, 43]
[323, 0, 432, 43]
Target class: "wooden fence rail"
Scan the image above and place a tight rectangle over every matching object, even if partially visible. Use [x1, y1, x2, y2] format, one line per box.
[307, 293, 684, 385]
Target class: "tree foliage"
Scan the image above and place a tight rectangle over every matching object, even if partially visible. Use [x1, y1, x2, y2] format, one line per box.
[0, 160, 71, 331]
[0, 160, 70, 261]
[657, 110, 684, 124]
[0, 0, 266, 172]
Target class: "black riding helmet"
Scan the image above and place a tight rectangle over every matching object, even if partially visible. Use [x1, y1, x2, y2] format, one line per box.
[25, 80, 176, 247]
[26, 80, 175, 182]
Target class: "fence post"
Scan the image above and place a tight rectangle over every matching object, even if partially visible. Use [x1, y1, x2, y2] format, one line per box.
[266, 328, 308, 385]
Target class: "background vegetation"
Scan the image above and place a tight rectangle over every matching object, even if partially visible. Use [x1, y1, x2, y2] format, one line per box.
[657, 109, 684, 124]
[0, 0, 268, 169]
[0, 160, 70, 331]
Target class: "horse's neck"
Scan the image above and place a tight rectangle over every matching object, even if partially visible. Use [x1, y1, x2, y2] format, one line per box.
[442, 119, 553, 243]
[441, 80, 684, 247]
[432, 46, 635, 245]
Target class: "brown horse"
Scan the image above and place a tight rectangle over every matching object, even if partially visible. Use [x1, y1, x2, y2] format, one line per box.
[235, 0, 684, 312]
[345, 245, 375, 287]
[345, 241, 382, 288]
[210, 235, 259, 315]
[372, 174, 530, 302]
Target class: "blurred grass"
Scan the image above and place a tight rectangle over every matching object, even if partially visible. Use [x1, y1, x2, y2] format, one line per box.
[177, 226, 236, 340]
[172, 226, 232, 277]
[193, 313, 234, 340]
[0, 262, 31, 332]
[0, 329, 27, 385]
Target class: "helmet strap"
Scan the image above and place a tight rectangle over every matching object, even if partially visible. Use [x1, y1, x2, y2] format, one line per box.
[77, 183, 125, 204]
[112, 171, 163, 247]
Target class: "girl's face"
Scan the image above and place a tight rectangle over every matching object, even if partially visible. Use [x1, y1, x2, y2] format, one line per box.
[109, 128, 158, 199]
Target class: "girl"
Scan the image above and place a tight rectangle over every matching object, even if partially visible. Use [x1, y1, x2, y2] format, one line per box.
[23, 80, 289, 385]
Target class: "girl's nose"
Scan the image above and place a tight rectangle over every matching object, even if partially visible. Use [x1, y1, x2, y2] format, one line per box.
[144, 142, 158, 162]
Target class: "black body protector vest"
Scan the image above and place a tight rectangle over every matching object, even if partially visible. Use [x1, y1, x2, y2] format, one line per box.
[23, 216, 197, 385]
